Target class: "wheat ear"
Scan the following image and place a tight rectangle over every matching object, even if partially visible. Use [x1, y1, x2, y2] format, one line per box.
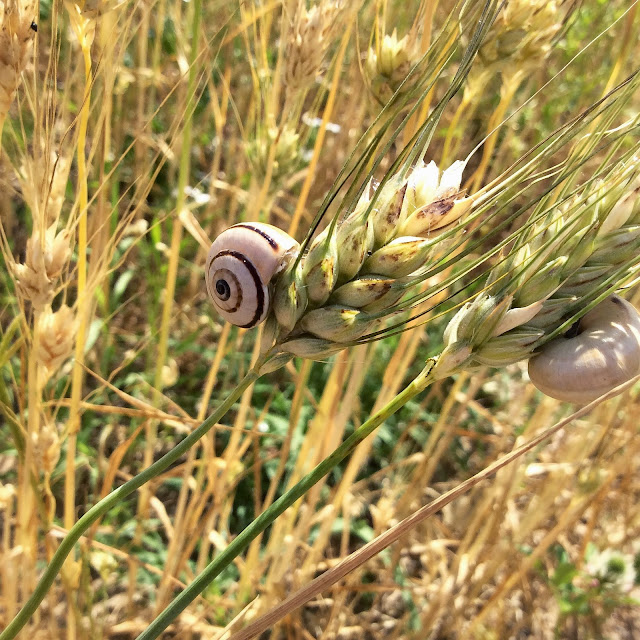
[268, 158, 474, 358]
[0, 0, 36, 133]
[435, 156, 640, 378]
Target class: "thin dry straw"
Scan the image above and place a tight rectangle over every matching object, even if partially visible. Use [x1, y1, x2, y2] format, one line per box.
[227, 373, 640, 640]
[0, 358, 268, 640]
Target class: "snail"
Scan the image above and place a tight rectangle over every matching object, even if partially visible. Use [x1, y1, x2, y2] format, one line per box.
[528, 295, 640, 403]
[205, 222, 299, 327]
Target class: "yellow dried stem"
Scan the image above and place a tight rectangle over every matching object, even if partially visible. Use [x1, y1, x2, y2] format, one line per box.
[155, 321, 233, 609]
[64, 8, 95, 637]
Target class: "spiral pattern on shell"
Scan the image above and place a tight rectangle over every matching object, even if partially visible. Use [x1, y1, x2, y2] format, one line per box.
[205, 223, 299, 328]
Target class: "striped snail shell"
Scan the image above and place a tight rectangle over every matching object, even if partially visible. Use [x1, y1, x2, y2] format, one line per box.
[205, 223, 299, 328]
[528, 295, 640, 403]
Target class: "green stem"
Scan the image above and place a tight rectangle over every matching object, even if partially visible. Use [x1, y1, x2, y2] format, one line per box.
[0, 375, 24, 459]
[135, 358, 438, 640]
[0, 357, 268, 640]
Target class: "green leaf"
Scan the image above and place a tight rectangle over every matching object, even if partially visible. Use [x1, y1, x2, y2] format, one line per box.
[351, 519, 375, 543]
[551, 562, 578, 587]
[85, 319, 104, 355]
[113, 270, 134, 302]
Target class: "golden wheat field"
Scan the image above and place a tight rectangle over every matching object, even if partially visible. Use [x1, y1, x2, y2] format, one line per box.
[1, 0, 640, 638]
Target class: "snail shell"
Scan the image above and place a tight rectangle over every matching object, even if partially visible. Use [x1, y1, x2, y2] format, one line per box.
[205, 223, 299, 328]
[528, 295, 640, 403]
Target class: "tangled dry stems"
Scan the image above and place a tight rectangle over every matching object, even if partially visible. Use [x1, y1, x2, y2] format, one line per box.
[1, 1, 639, 639]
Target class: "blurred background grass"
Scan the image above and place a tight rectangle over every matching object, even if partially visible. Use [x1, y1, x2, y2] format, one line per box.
[1, 0, 640, 638]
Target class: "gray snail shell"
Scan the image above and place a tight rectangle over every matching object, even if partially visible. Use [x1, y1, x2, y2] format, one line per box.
[528, 295, 640, 403]
[205, 223, 299, 328]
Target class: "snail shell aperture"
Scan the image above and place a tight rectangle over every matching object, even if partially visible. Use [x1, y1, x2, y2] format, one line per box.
[205, 223, 299, 328]
[528, 295, 640, 403]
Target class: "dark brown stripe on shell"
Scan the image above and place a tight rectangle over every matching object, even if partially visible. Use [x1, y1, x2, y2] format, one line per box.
[234, 223, 279, 250]
[214, 250, 265, 327]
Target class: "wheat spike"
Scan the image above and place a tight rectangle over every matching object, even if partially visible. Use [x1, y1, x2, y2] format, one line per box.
[476, 0, 563, 74]
[31, 422, 61, 475]
[365, 28, 421, 104]
[246, 124, 303, 187]
[13, 224, 72, 310]
[435, 158, 640, 377]
[36, 304, 76, 377]
[269, 158, 474, 357]
[0, 0, 36, 130]
[18, 148, 72, 227]
[284, 0, 345, 97]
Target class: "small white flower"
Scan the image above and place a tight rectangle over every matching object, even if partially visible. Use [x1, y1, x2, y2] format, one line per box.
[183, 185, 211, 205]
[302, 113, 341, 133]
[585, 548, 636, 593]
